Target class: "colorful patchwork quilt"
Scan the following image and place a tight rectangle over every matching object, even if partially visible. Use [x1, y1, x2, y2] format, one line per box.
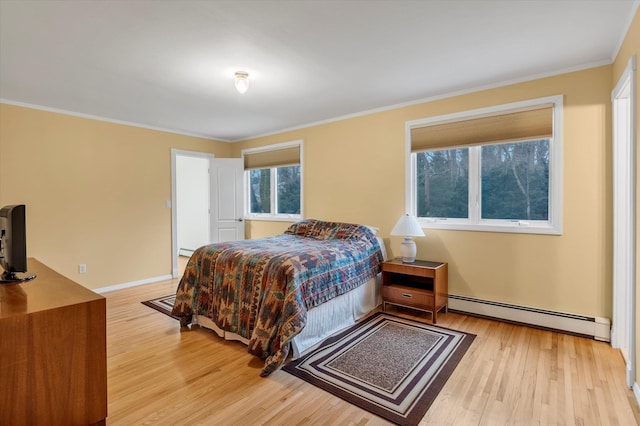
[171, 219, 383, 376]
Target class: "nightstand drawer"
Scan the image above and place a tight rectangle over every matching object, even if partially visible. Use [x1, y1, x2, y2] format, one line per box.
[382, 285, 432, 309]
[382, 261, 435, 278]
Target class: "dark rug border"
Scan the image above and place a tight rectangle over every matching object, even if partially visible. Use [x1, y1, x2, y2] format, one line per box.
[141, 295, 180, 320]
[283, 312, 475, 426]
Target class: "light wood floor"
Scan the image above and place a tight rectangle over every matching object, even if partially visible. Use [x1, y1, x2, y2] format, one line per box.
[104, 262, 640, 425]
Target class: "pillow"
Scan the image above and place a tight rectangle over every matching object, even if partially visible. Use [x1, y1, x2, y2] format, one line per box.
[285, 219, 376, 241]
[364, 225, 379, 236]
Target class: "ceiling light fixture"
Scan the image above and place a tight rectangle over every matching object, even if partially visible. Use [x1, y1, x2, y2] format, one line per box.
[234, 71, 249, 94]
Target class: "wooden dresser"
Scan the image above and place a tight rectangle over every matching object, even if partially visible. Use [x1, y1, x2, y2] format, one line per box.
[0, 258, 107, 425]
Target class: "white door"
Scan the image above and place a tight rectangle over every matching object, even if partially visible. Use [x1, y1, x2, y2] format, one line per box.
[612, 55, 636, 389]
[210, 158, 245, 242]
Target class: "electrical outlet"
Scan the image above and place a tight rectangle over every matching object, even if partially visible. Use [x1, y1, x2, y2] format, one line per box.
[79, 264, 87, 274]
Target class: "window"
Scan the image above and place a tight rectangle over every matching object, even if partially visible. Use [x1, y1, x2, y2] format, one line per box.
[249, 168, 271, 213]
[416, 148, 468, 218]
[243, 141, 303, 220]
[480, 140, 549, 221]
[407, 96, 562, 234]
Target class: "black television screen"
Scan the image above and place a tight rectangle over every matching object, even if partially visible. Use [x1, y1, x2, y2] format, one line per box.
[0, 204, 36, 283]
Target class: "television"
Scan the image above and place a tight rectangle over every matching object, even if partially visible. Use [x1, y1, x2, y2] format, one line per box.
[0, 204, 36, 283]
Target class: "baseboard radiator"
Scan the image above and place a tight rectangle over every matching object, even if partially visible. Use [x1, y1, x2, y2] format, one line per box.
[178, 248, 194, 257]
[448, 294, 611, 342]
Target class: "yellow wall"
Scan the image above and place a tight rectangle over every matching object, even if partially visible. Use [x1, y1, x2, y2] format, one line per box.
[612, 7, 639, 391]
[0, 104, 231, 289]
[232, 64, 614, 319]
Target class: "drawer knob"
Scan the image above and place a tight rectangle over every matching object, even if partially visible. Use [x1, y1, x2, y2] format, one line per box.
[402, 293, 413, 298]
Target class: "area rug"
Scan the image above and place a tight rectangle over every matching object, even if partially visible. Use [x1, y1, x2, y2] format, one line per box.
[141, 294, 179, 320]
[283, 312, 475, 426]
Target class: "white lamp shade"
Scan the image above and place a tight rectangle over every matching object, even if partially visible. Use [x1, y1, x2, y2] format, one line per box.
[391, 214, 424, 263]
[390, 214, 425, 237]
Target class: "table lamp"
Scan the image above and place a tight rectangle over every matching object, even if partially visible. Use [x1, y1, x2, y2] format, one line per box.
[390, 214, 425, 263]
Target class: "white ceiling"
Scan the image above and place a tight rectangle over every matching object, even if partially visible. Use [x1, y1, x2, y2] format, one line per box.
[0, 0, 637, 142]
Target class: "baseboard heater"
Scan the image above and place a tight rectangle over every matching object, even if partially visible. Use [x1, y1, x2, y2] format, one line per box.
[448, 294, 611, 342]
[178, 248, 194, 257]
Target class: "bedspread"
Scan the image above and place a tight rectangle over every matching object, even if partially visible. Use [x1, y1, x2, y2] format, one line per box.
[171, 219, 383, 376]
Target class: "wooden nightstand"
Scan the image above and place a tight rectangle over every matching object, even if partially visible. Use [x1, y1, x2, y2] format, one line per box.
[381, 258, 448, 323]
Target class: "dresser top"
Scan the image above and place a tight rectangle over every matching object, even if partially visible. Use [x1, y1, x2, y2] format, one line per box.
[0, 258, 104, 318]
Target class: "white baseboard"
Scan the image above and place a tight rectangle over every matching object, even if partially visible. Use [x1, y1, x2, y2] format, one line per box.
[448, 294, 611, 341]
[634, 382, 640, 408]
[94, 274, 173, 294]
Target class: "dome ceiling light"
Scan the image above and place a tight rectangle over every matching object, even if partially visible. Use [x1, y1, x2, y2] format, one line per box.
[234, 71, 249, 94]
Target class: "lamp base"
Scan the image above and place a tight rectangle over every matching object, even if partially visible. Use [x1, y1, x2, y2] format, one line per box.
[400, 237, 417, 263]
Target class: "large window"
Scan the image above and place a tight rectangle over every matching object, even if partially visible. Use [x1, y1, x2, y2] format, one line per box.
[408, 96, 562, 234]
[243, 141, 303, 220]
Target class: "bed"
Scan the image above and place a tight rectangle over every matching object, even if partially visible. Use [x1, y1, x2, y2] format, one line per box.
[171, 219, 385, 376]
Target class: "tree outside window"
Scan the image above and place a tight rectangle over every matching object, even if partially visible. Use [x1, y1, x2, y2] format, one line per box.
[249, 169, 271, 214]
[276, 166, 301, 215]
[248, 165, 301, 217]
[416, 148, 468, 219]
[481, 139, 549, 221]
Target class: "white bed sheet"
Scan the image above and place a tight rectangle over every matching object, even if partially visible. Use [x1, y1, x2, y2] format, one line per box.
[195, 237, 388, 359]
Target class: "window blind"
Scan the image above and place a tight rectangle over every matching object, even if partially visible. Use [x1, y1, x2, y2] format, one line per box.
[243, 145, 300, 170]
[411, 104, 553, 152]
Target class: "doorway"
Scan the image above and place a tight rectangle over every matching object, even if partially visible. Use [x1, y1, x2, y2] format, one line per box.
[171, 150, 245, 278]
[176, 155, 211, 255]
[171, 149, 214, 278]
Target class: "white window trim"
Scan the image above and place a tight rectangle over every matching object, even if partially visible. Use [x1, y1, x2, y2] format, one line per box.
[242, 140, 304, 221]
[405, 95, 563, 235]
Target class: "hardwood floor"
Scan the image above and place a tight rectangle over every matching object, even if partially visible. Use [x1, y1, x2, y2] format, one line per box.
[105, 264, 640, 425]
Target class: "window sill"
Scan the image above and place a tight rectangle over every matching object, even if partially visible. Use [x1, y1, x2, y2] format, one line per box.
[245, 215, 301, 223]
[418, 219, 562, 235]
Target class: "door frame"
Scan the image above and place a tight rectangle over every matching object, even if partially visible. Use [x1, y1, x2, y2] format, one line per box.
[612, 55, 637, 389]
[171, 148, 215, 278]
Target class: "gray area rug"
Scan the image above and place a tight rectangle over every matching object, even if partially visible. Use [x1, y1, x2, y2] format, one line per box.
[283, 312, 475, 426]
